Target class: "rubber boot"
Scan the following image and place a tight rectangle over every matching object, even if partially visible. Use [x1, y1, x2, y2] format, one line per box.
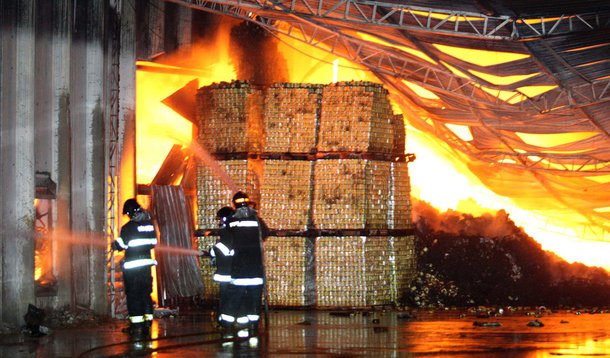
[128, 323, 146, 340]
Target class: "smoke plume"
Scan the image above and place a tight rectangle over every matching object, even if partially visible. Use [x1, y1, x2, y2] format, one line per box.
[229, 21, 289, 86]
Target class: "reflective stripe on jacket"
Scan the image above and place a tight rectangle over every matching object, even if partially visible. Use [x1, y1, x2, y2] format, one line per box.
[115, 212, 158, 270]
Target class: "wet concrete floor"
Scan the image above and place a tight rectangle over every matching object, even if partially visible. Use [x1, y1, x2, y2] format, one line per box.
[1, 308, 610, 357]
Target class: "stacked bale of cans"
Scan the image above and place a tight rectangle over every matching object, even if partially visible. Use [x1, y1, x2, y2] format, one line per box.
[264, 237, 308, 306]
[312, 82, 413, 307]
[197, 80, 264, 154]
[264, 83, 322, 153]
[196, 235, 220, 298]
[259, 160, 313, 231]
[196, 160, 262, 229]
[318, 82, 394, 153]
[195, 81, 264, 294]
[313, 159, 391, 230]
[195, 80, 415, 308]
[259, 83, 321, 306]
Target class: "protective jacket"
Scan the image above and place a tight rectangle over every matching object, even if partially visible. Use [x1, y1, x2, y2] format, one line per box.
[229, 206, 268, 286]
[114, 211, 158, 269]
[210, 221, 235, 283]
[113, 210, 157, 330]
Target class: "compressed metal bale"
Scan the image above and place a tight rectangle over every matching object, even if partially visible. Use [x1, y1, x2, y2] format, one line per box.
[196, 159, 262, 229]
[364, 237, 395, 305]
[313, 160, 367, 229]
[197, 81, 264, 154]
[388, 161, 412, 229]
[392, 114, 406, 155]
[315, 236, 415, 307]
[264, 84, 322, 153]
[259, 160, 313, 230]
[366, 161, 391, 229]
[264, 237, 308, 306]
[196, 235, 220, 301]
[318, 82, 394, 154]
[315, 236, 367, 308]
[390, 235, 417, 302]
[313, 159, 390, 229]
[194, 81, 415, 309]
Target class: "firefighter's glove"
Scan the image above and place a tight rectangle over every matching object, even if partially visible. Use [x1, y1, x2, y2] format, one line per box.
[112, 241, 122, 251]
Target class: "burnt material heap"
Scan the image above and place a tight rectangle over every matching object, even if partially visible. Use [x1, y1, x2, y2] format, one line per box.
[196, 80, 416, 308]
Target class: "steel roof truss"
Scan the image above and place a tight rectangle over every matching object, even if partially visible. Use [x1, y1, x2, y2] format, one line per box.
[168, 0, 610, 39]
[169, 0, 610, 113]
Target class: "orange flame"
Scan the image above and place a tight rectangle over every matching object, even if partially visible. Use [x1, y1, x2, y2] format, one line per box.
[135, 22, 610, 271]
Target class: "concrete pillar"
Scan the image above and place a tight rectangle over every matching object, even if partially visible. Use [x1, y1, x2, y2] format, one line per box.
[119, 0, 137, 208]
[136, 0, 165, 59]
[0, 0, 36, 326]
[51, 0, 74, 309]
[176, 5, 193, 51]
[164, 2, 193, 54]
[69, 0, 107, 313]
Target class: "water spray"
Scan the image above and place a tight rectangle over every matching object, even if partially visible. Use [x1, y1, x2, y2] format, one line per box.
[40, 230, 201, 256]
[187, 141, 238, 193]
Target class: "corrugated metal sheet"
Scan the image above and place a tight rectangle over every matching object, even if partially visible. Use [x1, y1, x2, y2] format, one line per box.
[151, 185, 204, 302]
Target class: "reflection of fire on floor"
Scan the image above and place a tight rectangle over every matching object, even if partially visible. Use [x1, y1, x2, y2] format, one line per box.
[408, 199, 610, 308]
[5, 309, 610, 356]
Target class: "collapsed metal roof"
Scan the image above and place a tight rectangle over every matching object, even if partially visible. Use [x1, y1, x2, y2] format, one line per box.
[168, 0, 610, 239]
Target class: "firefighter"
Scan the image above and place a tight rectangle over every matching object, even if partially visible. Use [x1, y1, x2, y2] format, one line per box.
[209, 206, 236, 334]
[225, 191, 269, 338]
[113, 198, 158, 338]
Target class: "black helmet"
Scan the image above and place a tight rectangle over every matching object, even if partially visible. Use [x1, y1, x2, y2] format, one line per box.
[216, 206, 234, 220]
[232, 191, 251, 208]
[122, 198, 141, 217]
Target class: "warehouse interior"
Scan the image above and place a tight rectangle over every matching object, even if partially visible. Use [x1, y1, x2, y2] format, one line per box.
[1, 0, 610, 328]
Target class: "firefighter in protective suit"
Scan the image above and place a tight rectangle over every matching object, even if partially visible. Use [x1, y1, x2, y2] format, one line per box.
[210, 206, 236, 334]
[113, 199, 158, 338]
[225, 191, 269, 338]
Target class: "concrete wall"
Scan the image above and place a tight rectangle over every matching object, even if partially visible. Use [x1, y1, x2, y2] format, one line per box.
[0, 0, 198, 326]
[0, 0, 139, 326]
[0, 0, 37, 325]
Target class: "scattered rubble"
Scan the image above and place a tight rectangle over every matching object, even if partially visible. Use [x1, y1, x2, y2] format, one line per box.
[42, 305, 110, 329]
[473, 321, 501, 327]
[527, 319, 544, 327]
[154, 307, 179, 318]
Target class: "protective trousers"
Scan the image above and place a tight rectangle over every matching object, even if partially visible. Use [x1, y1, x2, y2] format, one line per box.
[123, 266, 154, 328]
[225, 283, 263, 329]
[217, 282, 234, 327]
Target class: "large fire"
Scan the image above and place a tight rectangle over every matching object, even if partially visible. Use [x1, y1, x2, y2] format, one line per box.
[135, 20, 610, 271]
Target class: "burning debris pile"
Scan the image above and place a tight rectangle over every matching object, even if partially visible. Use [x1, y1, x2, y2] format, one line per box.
[406, 199, 610, 308]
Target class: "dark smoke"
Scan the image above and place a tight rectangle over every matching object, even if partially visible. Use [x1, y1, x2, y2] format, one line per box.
[406, 198, 610, 308]
[230, 21, 289, 86]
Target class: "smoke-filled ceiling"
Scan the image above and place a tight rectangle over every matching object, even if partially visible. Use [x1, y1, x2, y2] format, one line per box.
[164, 1, 610, 241]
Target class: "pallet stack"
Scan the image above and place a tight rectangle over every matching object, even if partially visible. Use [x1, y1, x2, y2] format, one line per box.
[196, 80, 416, 308]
